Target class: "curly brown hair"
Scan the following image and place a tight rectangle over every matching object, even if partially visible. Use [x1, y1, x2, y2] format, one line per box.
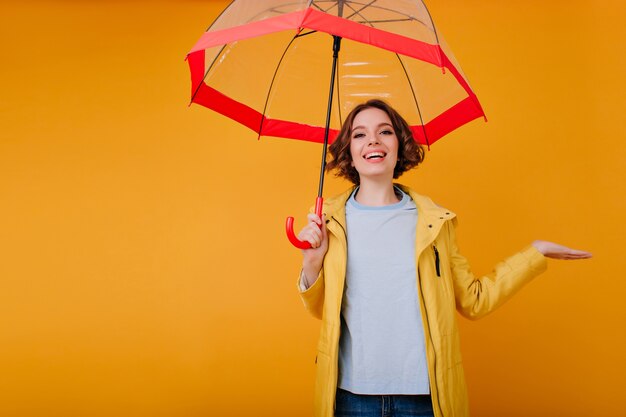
[326, 99, 425, 185]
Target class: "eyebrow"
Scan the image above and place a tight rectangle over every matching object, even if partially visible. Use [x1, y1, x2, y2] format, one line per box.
[351, 122, 393, 132]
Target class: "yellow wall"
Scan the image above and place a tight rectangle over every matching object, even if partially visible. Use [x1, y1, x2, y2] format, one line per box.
[1, 1, 624, 416]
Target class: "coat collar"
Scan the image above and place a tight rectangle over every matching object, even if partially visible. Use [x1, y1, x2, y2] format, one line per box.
[321, 184, 457, 255]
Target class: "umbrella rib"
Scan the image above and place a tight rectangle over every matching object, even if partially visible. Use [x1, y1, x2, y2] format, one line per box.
[241, 3, 316, 26]
[395, 52, 430, 148]
[355, 18, 413, 24]
[257, 34, 300, 139]
[218, 0, 429, 32]
[421, 1, 444, 70]
[309, 1, 325, 12]
[344, 1, 434, 30]
[204, 0, 235, 31]
[295, 29, 318, 38]
[191, 19, 314, 109]
[344, 1, 375, 27]
[345, 0, 378, 22]
[318, 1, 339, 14]
[190, 44, 228, 106]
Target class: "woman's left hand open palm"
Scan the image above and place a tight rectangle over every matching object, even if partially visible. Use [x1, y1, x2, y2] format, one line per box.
[532, 240, 593, 260]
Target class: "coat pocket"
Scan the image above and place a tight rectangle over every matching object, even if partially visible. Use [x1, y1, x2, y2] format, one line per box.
[313, 351, 334, 417]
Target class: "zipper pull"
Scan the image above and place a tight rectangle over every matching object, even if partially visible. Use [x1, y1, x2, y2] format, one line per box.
[433, 245, 440, 277]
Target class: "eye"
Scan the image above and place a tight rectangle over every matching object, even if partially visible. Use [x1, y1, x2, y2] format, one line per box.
[352, 132, 365, 139]
[380, 129, 394, 135]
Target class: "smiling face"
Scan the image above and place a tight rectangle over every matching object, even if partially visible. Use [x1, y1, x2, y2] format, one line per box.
[327, 99, 425, 185]
[349, 107, 399, 183]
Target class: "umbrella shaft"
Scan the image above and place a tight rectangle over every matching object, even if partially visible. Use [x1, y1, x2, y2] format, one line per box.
[318, 35, 342, 198]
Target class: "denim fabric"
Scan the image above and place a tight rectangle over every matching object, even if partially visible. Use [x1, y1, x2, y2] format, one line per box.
[335, 388, 434, 417]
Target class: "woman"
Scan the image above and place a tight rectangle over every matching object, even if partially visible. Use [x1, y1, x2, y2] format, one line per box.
[296, 99, 591, 417]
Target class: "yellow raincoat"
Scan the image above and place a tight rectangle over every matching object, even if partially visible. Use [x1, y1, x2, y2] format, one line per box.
[298, 185, 547, 417]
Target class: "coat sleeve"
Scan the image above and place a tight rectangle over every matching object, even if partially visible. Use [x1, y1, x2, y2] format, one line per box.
[297, 269, 325, 320]
[446, 220, 548, 320]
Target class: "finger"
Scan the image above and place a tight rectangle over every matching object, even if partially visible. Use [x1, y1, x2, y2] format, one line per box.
[307, 213, 322, 226]
[559, 249, 593, 259]
[297, 225, 311, 240]
[304, 228, 322, 248]
[300, 235, 319, 249]
[313, 226, 326, 246]
[547, 252, 592, 260]
[299, 220, 322, 236]
[568, 249, 593, 257]
[301, 226, 318, 240]
[567, 253, 593, 259]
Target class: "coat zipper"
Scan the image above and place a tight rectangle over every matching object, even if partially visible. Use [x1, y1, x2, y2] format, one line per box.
[433, 245, 440, 277]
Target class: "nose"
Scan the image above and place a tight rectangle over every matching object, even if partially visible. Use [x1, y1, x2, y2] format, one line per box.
[367, 135, 380, 145]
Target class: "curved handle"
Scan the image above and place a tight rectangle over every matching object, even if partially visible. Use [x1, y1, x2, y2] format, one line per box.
[285, 197, 324, 249]
[285, 217, 313, 249]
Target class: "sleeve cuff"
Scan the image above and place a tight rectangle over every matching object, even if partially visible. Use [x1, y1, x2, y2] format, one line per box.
[298, 269, 310, 292]
[519, 244, 548, 274]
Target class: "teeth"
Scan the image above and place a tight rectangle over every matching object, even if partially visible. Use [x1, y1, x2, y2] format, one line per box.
[365, 152, 385, 159]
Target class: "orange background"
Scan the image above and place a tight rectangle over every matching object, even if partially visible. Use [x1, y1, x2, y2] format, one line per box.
[1, 1, 624, 416]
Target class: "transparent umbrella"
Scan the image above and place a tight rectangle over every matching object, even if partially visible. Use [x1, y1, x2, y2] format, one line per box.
[186, 0, 485, 248]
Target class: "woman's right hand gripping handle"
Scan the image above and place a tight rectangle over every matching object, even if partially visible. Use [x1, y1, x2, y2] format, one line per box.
[298, 213, 329, 288]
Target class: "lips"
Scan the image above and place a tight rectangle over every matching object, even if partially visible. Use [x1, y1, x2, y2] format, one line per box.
[364, 151, 386, 160]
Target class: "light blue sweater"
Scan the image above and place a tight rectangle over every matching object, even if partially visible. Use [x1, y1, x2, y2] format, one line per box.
[338, 187, 430, 394]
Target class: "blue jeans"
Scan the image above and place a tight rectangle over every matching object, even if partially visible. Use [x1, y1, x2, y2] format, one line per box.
[335, 388, 434, 417]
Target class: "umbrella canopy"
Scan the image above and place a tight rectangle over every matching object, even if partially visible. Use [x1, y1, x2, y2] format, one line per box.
[187, 0, 486, 146]
[186, 0, 486, 248]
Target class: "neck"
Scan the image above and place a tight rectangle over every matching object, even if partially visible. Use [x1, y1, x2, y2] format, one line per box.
[354, 178, 399, 206]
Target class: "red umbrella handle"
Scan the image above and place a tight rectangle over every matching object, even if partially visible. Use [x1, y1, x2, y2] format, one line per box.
[286, 197, 324, 249]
